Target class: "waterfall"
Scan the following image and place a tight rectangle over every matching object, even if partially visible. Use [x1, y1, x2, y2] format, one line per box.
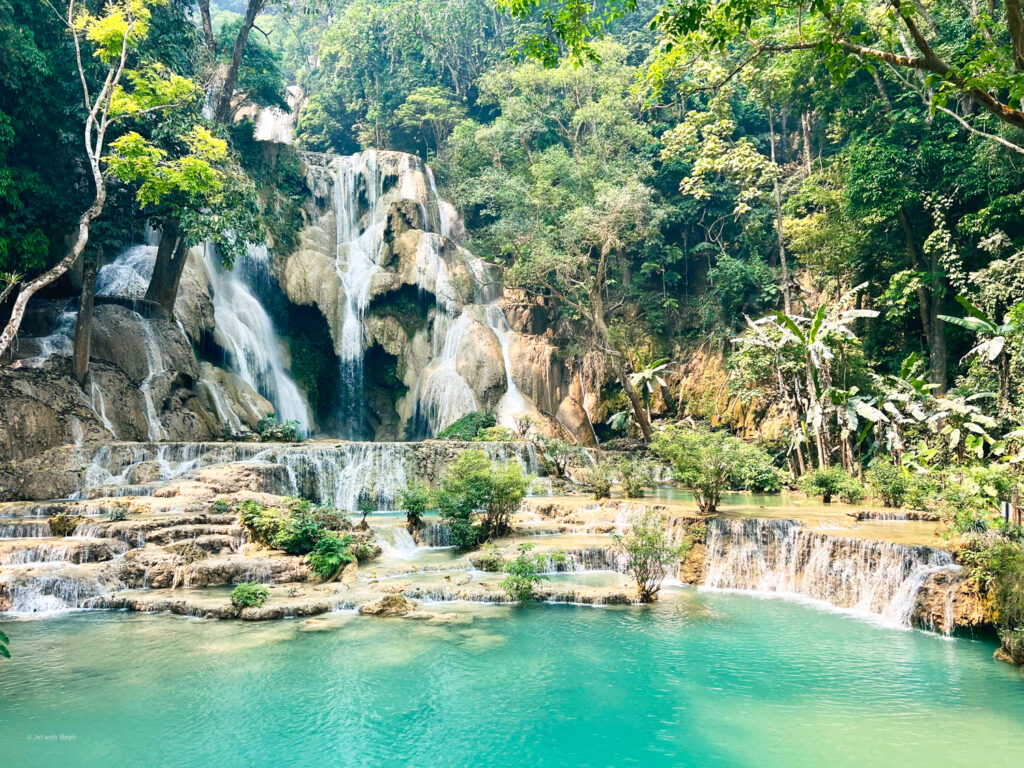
[485, 304, 529, 428]
[205, 243, 311, 435]
[376, 525, 421, 560]
[89, 373, 118, 438]
[20, 308, 76, 367]
[137, 318, 167, 441]
[412, 310, 479, 435]
[702, 519, 961, 628]
[417, 522, 451, 548]
[0, 521, 52, 539]
[0, 566, 118, 616]
[96, 243, 157, 300]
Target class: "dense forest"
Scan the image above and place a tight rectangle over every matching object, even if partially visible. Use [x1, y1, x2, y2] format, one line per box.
[2, 0, 1024, 651]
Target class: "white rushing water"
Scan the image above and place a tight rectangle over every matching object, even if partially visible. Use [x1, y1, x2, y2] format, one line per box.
[702, 518, 962, 628]
[412, 310, 479, 435]
[205, 243, 311, 435]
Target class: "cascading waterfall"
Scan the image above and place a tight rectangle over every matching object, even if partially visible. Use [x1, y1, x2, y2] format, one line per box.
[330, 152, 388, 438]
[412, 311, 479, 435]
[485, 304, 529, 428]
[702, 518, 962, 627]
[376, 526, 421, 560]
[205, 243, 311, 435]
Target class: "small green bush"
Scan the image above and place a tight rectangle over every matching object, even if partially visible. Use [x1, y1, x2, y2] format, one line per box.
[210, 499, 232, 514]
[308, 533, 354, 580]
[865, 460, 909, 507]
[273, 512, 324, 555]
[797, 467, 865, 504]
[238, 499, 288, 547]
[586, 464, 614, 500]
[107, 506, 129, 522]
[470, 544, 506, 572]
[397, 481, 433, 528]
[617, 457, 654, 498]
[500, 543, 561, 601]
[437, 411, 496, 440]
[257, 417, 301, 443]
[475, 425, 513, 441]
[435, 449, 528, 550]
[727, 443, 783, 493]
[231, 582, 269, 610]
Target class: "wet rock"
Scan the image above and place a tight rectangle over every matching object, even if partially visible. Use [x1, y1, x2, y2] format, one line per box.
[358, 593, 417, 616]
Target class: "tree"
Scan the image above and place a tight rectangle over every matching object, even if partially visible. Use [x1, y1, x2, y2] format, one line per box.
[435, 449, 528, 549]
[395, 86, 466, 158]
[798, 466, 865, 504]
[397, 480, 433, 530]
[0, 0, 166, 361]
[652, 425, 747, 514]
[613, 508, 690, 602]
[500, 542, 562, 601]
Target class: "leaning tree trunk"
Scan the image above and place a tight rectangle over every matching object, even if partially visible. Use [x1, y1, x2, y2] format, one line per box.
[144, 219, 189, 313]
[898, 208, 948, 392]
[73, 247, 100, 384]
[0, 192, 105, 361]
[213, 0, 267, 124]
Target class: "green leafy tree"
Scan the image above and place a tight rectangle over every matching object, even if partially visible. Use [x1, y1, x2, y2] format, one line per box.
[613, 508, 690, 602]
[652, 425, 748, 514]
[501, 542, 562, 601]
[435, 449, 528, 549]
[395, 86, 466, 158]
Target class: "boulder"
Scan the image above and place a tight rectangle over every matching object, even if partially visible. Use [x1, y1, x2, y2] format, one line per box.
[358, 593, 417, 616]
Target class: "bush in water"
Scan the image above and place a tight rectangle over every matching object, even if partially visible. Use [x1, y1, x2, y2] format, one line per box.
[797, 467, 865, 504]
[865, 459, 909, 507]
[397, 480, 433, 529]
[586, 463, 613, 500]
[435, 449, 528, 550]
[501, 543, 562, 602]
[231, 582, 269, 610]
[614, 509, 691, 603]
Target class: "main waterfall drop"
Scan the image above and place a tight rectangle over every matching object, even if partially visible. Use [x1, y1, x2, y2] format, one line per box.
[294, 149, 538, 439]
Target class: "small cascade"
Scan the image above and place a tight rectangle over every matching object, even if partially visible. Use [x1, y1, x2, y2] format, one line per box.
[543, 547, 626, 573]
[281, 442, 410, 509]
[138, 318, 168, 441]
[417, 522, 451, 548]
[95, 243, 157, 300]
[89, 373, 119, 438]
[376, 525, 421, 560]
[485, 304, 529, 428]
[412, 310, 479, 435]
[205, 244, 311, 435]
[20, 308, 76, 367]
[702, 518, 961, 627]
[0, 565, 119, 616]
[0, 521, 52, 538]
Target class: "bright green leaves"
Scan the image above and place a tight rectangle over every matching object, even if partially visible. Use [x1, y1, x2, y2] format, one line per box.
[74, 0, 158, 64]
[109, 65, 195, 117]
[495, 0, 639, 66]
[105, 126, 228, 207]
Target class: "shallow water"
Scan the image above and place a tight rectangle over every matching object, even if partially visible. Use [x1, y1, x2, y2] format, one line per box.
[2, 593, 1022, 767]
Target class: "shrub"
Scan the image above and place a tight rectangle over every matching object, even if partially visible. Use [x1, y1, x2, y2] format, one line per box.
[652, 425, 747, 514]
[231, 582, 269, 610]
[613, 509, 690, 602]
[355, 492, 376, 527]
[536, 436, 588, 478]
[586, 463, 614, 499]
[434, 449, 528, 550]
[257, 417, 301, 443]
[797, 467, 865, 504]
[727, 443, 783, 493]
[470, 544, 505, 572]
[617, 457, 654, 498]
[351, 540, 381, 561]
[501, 543, 561, 601]
[273, 511, 324, 555]
[397, 481, 433, 529]
[210, 499, 232, 514]
[308, 533, 354, 580]
[107, 506, 129, 522]
[437, 411, 496, 440]
[238, 500, 288, 547]
[476, 425, 513, 441]
[865, 460, 909, 507]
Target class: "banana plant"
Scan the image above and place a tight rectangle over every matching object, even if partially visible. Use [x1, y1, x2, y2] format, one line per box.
[825, 386, 888, 472]
[938, 297, 1018, 408]
[628, 357, 673, 420]
[927, 393, 999, 462]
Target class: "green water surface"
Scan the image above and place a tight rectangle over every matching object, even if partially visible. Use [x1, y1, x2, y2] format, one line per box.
[1, 592, 1022, 767]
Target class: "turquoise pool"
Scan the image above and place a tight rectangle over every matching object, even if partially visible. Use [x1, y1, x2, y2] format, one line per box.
[1, 592, 1022, 767]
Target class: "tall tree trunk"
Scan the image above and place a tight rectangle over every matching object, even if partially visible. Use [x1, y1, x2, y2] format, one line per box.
[213, 0, 267, 124]
[898, 208, 947, 392]
[197, 0, 217, 53]
[768, 109, 792, 314]
[73, 248, 99, 384]
[801, 112, 813, 175]
[1006, 0, 1024, 71]
[610, 355, 653, 442]
[144, 220, 189, 313]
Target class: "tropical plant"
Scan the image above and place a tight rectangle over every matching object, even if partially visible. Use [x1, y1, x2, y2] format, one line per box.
[652, 425, 747, 514]
[231, 582, 269, 610]
[272, 511, 324, 555]
[500, 543, 561, 602]
[865, 460, 910, 508]
[939, 297, 1020, 409]
[536, 436, 588, 479]
[586, 463, 614, 499]
[437, 411, 496, 441]
[616, 457, 654, 498]
[256, 417, 301, 442]
[107, 506, 130, 521]
[308, 533, 355, 580]
[434, 450, 528, 550]
[613, 509, 690, 602]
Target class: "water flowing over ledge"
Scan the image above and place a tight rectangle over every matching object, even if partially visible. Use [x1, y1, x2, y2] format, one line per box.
[74, 440, 539, 509]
